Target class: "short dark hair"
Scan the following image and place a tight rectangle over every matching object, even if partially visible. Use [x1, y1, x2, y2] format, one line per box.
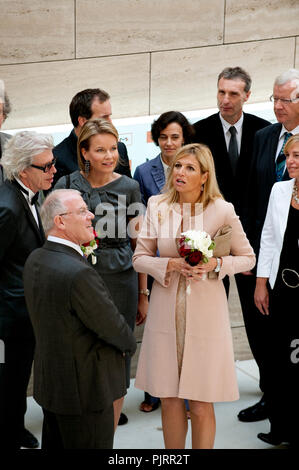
[69, 88, 110, 127]
[217, 67, 252, 93]
[151, 111, 195, 146]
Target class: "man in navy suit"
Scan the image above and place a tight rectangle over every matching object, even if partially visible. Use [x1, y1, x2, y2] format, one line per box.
[239, 68, 299, 427]
[53, 88, 131, 186]
[193, 67, 271, 422]
[0, 130, 56, 449]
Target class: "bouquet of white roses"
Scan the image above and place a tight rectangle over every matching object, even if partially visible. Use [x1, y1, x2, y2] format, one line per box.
[178, 230, 215, 293]
[178, 230, 215, 265]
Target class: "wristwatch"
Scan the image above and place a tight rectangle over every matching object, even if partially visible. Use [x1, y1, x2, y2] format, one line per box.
[139, 289, 150, 296]
[214, 257, 221, 273]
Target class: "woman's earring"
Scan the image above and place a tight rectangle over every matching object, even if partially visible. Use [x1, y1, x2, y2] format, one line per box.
[85, 159, 90, 176]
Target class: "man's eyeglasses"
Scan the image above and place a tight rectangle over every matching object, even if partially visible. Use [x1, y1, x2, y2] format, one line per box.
[270, 95, 299, 105]
[59, 207, 91, 217]
[31, 157, 56, 173]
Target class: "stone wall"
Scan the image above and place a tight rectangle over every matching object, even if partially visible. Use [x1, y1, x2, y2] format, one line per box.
[1, 0, 298, 130]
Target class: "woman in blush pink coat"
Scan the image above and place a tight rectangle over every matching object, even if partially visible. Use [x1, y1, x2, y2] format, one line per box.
[132, 143, 255, 449]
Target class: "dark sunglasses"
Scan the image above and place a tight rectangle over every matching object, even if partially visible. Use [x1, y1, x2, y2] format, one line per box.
[31, 157, 56, 173]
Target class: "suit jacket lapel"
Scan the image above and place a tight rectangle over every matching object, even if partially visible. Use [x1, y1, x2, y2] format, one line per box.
[9, 180, 45, 243]
[151, 155, 165, 192]
[269, 124, 282, 180]
[215, 115, 228, 157]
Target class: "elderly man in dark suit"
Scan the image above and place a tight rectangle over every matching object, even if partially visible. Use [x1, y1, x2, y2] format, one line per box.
[53, 88, 131, 187]
[239, 68, 299, 429]
[23, 189, 136, 449]
[193, 66, 271, 422]
[0, 130, 56, 449]
[0, 85, 12, 184]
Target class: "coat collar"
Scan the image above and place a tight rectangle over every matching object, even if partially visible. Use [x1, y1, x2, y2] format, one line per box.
[150, 154, 165, 192]
[43, 240, 87, 263]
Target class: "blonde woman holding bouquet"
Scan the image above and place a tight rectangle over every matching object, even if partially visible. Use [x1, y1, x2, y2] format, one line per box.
[133, 143, 255, 449]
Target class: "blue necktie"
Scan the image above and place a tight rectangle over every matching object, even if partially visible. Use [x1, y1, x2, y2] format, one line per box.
[276, 132, 292, 181]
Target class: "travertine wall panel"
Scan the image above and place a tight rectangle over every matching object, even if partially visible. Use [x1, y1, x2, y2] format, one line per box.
[225, 0, 299, 43]
[76, 0, 224, 58]
[1, 54, 150, 128]
[296, 37, 299, 68]
[150, 38, 295, 115]
[0, 0, 74, 64]
[0, 2, 297, 136]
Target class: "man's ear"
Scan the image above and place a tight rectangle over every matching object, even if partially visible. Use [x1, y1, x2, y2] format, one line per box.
[53, 214, 65, 231]
[77, 115, 87, 128]
[244, 90, 251, 104]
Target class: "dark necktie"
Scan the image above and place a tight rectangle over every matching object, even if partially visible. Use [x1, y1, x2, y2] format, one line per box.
[276, 132, 292, 181]
[228, 126, 238, 176]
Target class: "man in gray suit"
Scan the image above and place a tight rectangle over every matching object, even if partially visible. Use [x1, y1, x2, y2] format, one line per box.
[23, 189, 136, 449]
[0, 83, 12, 184]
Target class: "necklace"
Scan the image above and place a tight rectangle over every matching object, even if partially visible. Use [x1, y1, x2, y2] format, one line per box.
[292, 183, 299, 204]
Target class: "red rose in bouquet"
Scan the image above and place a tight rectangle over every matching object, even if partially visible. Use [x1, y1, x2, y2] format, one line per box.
[178, 237, 204, 266]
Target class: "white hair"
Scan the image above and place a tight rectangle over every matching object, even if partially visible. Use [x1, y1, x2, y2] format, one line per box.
[41, 189, 81, 234]
[274, 68, 299, 100]
[1, 130, 54, 180]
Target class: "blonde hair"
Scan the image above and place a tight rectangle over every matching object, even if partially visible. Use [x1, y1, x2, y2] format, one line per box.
[77, 118, 119, 172]
[161, 143, 223, 209]
[284, 134, 299, 154]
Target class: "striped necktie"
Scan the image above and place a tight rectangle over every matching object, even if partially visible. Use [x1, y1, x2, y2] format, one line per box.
[276, 132, 292, 181]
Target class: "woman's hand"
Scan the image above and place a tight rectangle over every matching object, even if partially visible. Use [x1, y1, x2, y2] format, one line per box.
[167, 257, 219, 280]
[136, 294, 148, 326]
[254, 277, 269, 315]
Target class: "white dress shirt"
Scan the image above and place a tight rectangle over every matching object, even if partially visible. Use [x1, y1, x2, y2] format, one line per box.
[160, 155, 170, 181]
[219, 113, 244, 154]
[15, 177, 39, 226]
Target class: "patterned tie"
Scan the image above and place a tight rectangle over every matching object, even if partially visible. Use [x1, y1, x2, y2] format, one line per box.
[228, 126, 238, 176]
[276, 132, 292, 181]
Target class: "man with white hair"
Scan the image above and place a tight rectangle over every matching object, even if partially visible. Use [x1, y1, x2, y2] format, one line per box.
[23, 189, 136, 449]
[0, 130, 56, 449]
[239, 69, 299, 434]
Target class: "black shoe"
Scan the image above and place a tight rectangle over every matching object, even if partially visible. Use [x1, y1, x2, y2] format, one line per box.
[257, 432, 284, 446]
[238, 397, 268, 422]
[20, 429, 39, 449]
[118, 413, 128, 426]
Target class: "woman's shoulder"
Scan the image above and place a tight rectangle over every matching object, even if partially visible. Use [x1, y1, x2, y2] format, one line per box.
[147, 194, 165, 206]
[271, 178, 295, 195]
[54, 170, 82, 189]
[114, 174, 140, 192]
[209, 197, 234, 213]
